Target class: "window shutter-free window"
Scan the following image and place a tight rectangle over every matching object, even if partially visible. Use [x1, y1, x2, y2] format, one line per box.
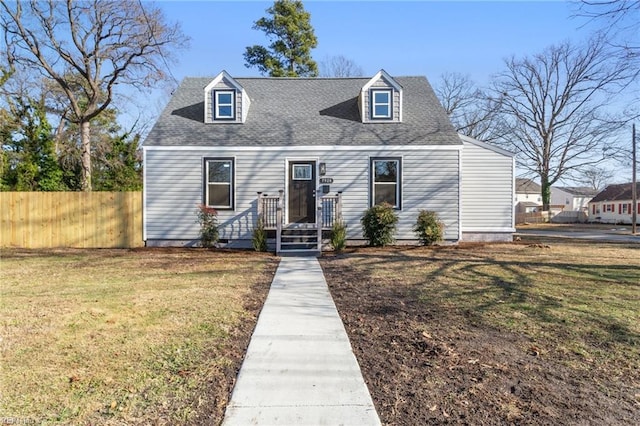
[213, 90, 235, 120]
[371, 157, 401, 208]
[370, 89, 392, 119]
[204, 158, 234, 209]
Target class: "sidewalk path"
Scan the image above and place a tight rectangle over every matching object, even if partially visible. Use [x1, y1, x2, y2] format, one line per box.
[222, 256, 381, 425]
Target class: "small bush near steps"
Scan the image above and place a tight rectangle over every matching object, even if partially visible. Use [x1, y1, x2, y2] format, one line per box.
[252, 219, 268, 252]
[413, 210, 444, 246]
[361, 203, 398, 247]
[331, 220, 347, 252]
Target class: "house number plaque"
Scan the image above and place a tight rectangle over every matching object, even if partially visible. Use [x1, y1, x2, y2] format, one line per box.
[320, 178, 333, 184]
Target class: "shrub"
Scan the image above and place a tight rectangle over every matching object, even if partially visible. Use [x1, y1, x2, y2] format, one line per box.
[361, 203, 398, 247]
[195, 204, 219, 248]
[413, 210, 444, 246]
[252, 219, 268, 252]
[331, 220, 347, 252]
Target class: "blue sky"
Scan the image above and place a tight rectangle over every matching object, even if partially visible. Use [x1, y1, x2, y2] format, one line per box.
[155, 0, 593, 86]
[134, 1, 634, 183]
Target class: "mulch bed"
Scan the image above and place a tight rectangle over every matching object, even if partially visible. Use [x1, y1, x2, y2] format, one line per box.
[319, 253, 639, 425]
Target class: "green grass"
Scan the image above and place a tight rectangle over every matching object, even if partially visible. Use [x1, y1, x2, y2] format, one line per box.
[0, 248, 276, 424]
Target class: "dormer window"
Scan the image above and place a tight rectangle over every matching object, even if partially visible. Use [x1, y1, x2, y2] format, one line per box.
[214, 90, 235, 120]
[371, 89, 392, 119]
[359, 70, 402, 123]
[204, 71, 249, 124]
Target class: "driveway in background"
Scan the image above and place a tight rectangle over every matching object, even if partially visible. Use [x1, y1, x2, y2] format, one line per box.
[516, 227, 640, 244]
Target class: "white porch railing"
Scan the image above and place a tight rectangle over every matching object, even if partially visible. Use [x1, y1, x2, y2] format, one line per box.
[257, 191, 343, 253]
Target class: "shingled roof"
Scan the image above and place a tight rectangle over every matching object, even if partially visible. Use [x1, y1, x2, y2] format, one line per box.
[591, 183, 640, 202]
[557, 186, 599, 198]
[515, 178, 541, 194]
[144, 76, 461, 147]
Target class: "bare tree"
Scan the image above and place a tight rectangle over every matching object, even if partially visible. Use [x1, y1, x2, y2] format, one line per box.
[567, 165, 615, 190]
[1, 0, 188, 190]
[492, 34, 633, 209]
[319, 55, 364, 77]
[578, 1, 639, 33]
[434, 72, 507, 143]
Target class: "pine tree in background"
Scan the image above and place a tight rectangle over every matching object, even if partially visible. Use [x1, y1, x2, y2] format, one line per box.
[244, 0, 318, 77]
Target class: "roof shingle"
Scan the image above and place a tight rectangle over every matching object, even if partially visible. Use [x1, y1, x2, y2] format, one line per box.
[144, 76, 461, 147]
[590, 183, 640, 202]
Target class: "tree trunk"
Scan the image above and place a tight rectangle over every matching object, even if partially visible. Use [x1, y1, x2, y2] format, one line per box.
[541, 176, 551, 211]
[80, 120, 92, 191]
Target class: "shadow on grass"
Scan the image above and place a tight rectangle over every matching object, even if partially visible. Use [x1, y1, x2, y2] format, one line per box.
[321, 245, 640, 351]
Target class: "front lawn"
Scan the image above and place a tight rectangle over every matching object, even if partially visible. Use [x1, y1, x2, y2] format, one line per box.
[0, 248, 277, 425]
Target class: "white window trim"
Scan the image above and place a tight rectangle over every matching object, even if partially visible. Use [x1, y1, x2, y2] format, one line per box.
[214, 90, 235, 120]
[371, 89, 392, 119]
[204, 157, 234, 210]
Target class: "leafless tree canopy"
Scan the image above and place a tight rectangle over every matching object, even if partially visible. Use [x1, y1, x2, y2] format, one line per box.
[567, 165, 615, 190]
[434, 72, 507, 143]
[1, 0, 188, 190]
[319, 55, 364, 77]
[492, 33, 633, 208]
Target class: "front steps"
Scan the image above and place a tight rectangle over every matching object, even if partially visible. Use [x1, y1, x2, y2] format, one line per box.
[278, 226, 320, 256]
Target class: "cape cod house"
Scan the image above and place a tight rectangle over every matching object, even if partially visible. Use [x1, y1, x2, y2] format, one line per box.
[588, 183, 640, 224]
[143, 70, 515, 253]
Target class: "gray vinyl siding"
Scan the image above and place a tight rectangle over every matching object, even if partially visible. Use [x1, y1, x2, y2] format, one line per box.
[461, 139, 514, 231]
[144, 147, 460, 243]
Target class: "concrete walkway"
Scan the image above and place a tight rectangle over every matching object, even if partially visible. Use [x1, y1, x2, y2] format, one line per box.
[222, 256, 381, 425]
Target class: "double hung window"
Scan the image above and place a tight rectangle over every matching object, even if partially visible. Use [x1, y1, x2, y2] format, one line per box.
[371, 157, 401, 208]
[370, 89, 392, 119]
[213, 90, 235, 120]
[204, 158, 234, 209]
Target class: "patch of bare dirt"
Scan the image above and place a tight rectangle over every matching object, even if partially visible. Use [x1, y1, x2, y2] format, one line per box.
[320, 252, 639, 425]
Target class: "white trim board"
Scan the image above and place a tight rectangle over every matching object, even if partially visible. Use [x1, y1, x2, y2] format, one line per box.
[143, 145, 463, 152]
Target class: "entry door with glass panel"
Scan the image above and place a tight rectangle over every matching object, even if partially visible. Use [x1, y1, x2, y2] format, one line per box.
[288, 161, 316, 223]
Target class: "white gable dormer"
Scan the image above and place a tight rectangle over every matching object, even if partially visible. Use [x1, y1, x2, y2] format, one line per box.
[359, 69, 403, 123]
[204, 71, 250, 124]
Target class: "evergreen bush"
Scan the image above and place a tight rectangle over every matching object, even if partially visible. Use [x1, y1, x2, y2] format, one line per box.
[360, 203, 398, 247]
[331, 220, 347, 252]
[252, 219, 268, 252]
[195, 204, 219, 248]
[413, 210, 444, 246]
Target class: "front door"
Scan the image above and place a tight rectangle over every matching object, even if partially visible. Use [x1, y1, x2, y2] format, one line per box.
[288, 161, 316, 223]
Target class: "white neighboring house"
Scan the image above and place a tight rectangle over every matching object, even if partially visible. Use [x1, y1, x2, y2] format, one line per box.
[515, 178, 542, 213]
[588, 183, 640, 224]
[550, 187, 598, 212]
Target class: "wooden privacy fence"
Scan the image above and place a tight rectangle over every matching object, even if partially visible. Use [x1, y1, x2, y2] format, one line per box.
[0, 192, 143, 248]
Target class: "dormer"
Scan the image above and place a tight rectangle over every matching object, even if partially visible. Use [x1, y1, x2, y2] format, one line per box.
[204, 71, 250, 124]
[359, 70, 403, 123]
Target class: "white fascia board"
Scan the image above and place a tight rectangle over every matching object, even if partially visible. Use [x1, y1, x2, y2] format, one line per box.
[204, 70, 244, 93]
[144, 144, 464, 152]
[459, 134, 516, 158]
[361, 69, 403, 92]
